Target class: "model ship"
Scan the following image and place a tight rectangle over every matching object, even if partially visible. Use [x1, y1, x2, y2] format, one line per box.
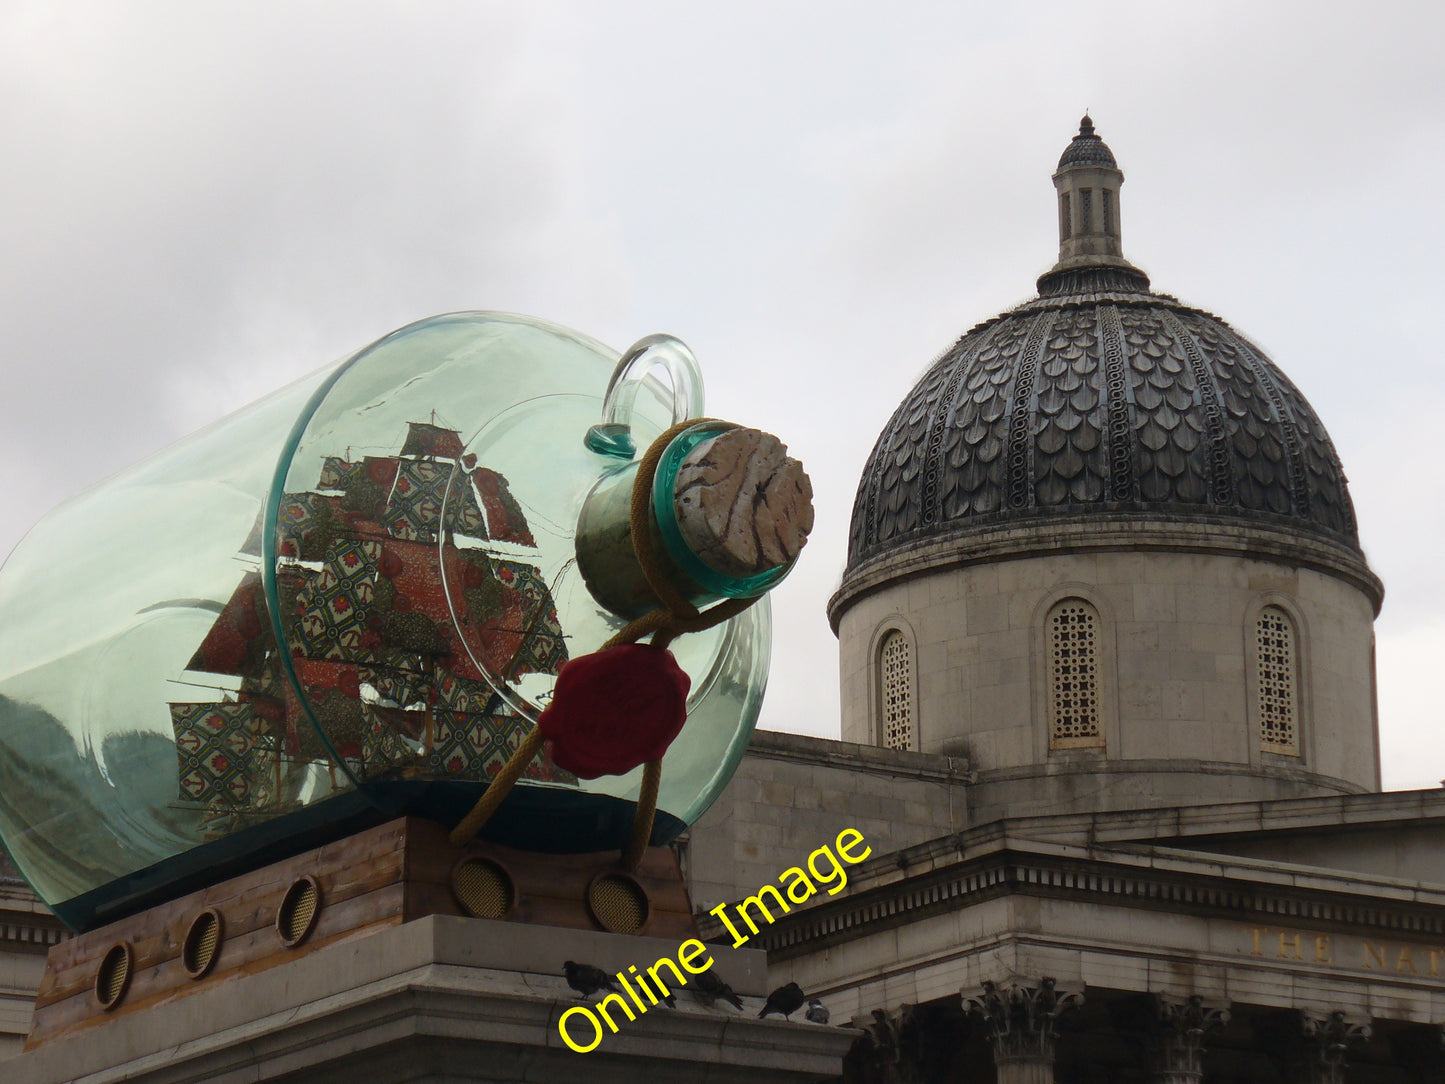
[171, 421, 576, 836]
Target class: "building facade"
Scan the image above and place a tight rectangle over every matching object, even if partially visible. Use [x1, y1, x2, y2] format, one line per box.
[683, 119, 1444, 1083]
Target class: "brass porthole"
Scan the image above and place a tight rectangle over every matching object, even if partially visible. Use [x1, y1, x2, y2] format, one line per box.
[451, 857, 516, 920]
[95, 942, 133, 1011]
[586, 873, 651, 935]
[182, 908, 224, 979]
[276, 875, 321, 947]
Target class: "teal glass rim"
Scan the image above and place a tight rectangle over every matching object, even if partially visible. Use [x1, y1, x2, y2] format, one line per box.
[650, 421, 796, 601]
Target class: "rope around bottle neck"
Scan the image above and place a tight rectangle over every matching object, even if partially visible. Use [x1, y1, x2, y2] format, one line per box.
[449, 418, 764, 872]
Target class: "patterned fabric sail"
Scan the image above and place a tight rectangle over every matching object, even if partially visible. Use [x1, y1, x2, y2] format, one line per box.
[291, 539, 382, 663]
[171, 702, 283, 838]
[187, 574, 271, 676]
[170, 417, 578, 824]
[381, 459, 487, 542]
[318, 456, 366, 492]
[432, 668, 575, 783]
[473, 468, 535, 546]
[400, 422, 467, 461]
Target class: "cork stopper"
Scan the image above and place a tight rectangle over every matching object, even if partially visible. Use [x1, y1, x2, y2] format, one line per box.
[673, 428, 814, 579]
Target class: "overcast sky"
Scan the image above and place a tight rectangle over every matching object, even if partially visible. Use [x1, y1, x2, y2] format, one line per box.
[2, 2, 1442, 787]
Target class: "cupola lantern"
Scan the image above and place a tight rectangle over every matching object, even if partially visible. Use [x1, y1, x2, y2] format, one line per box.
[1039, 115, 1149, 294]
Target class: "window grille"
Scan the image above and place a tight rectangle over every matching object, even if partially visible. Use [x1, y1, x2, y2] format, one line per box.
[1257, 607, 1298, 755]
[879, 630, 914, 751]
[1080, 189, 1093, 232]
[1049, 601, 1102, 748]
[1102, 189, 1114, 236]
[1059, 193, 1072, 239]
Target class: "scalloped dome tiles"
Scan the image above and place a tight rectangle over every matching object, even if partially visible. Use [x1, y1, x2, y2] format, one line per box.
[1056, 114, 1118, 169]
[847, 119, 1360, 572]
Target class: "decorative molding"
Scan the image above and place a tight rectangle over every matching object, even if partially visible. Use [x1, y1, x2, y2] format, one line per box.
[758, 847, 1445, 959]
[0, 920, 67, 948]
[741, 729, 974, 785]
[1096, 304, 1134, 504]
[830, 514, 1382, 631]
[0, 885, 68, 948]
[1005, 312, 1053, 512]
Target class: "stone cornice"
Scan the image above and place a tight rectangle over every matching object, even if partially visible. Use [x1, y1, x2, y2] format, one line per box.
[969, 756, 1370, 794]
[755, 838, 1445, 961]
[746, 729, 973, 785]
[0, 916, 67, 949]
[966, 788, 1445, 849]
[829, 514, 1383, 631]
[0, 883, 67, 948]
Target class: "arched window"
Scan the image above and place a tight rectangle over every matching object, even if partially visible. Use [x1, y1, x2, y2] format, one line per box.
[1256, 606, 1298, 756]
[879, 629, 914, 751]
[1048, 600, 1102, 749]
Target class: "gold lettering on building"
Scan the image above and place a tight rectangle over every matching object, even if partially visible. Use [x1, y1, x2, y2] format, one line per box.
[1247, 926, 1266, 956]
[1363, 941, 1387, 969]
[1244, 927, 1442, 978]
[1277, 931, 1302, 960]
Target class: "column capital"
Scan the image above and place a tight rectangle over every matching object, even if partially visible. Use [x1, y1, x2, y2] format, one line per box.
[849, 1001, 970, 1084]
[859, 1004, 915, 1084]
[1153, 995, 1230, 1083]
[966, 976, 1083, 1062]
[1300, 1010, 1371, 1084]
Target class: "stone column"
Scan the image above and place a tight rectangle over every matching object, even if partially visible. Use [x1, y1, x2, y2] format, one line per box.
[1299, 1010, 1371, 1084]
[1150, 996, 1229, 1084]
[966, 977, 1082, 1084]
[849, 1002, 967, 1084]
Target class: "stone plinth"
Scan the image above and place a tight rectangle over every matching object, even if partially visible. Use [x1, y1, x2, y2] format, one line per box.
[7, 914, 853, 1083]
[27, 817, 697, 1050]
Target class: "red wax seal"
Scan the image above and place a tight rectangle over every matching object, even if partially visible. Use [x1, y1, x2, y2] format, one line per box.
[536, 644, 690, 779]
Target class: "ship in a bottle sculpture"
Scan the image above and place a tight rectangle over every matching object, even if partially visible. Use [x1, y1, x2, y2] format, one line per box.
[0, 312, 812, 932]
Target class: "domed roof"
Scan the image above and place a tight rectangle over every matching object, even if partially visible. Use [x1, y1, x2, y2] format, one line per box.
[845, 121, 1365, 580]
[1057, 115, 1117, 169]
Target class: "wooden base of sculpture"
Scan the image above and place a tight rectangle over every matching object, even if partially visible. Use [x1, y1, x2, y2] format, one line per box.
[26, 817, 695, 1049]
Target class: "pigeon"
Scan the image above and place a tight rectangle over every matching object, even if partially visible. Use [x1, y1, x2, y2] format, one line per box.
[805, 998, 829, 1024]
[691, 967, 744, 1011]
[758, 981, 806, 1019]
[564, 960, 619, 999]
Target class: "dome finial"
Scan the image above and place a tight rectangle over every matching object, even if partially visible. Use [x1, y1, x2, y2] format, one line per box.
[1038, 114, 1150, 294]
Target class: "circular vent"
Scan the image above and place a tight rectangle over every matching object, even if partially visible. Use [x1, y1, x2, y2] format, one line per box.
[182, 908, 224, 979]
[586, 873, 650, 934]
[451, 858, 516, 919]
[276, 876, 321, 947]
[95, 942, 133, 1011]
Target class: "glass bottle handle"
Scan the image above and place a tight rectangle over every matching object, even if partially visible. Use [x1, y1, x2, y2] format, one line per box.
[585, 334, 705, 458]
